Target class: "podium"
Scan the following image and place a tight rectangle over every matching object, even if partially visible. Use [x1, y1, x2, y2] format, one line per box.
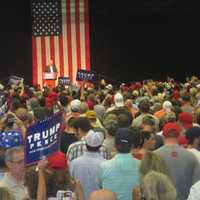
[43, 72, 57, 88]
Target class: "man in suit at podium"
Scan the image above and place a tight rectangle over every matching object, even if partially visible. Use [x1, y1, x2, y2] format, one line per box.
[44, 60, 57, 87]
[45, 60, 57, 73]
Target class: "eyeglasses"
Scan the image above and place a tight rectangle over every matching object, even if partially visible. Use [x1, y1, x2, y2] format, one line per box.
[9, 159, 24, 165]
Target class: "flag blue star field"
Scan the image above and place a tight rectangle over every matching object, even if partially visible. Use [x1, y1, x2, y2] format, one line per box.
[31, 0, 91, 86]
[32, 0, 62, 37]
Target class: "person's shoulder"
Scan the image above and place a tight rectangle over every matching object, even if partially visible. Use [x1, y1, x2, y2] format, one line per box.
[70, 155, 84, 166]
[100, 144, 108, 151]
[134, 157, 141, 165]
[192, 180, 200, 188]
[69, 140, 85, 148]
[188, 180, 200, 199]
[154, 145, 167, 154]
[99, 158, 112, 167]
[67, 140, 83, 153]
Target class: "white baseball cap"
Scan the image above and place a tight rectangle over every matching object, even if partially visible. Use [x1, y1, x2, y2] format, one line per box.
[85, 129, 104, 147]
[114, 93, 124, 107]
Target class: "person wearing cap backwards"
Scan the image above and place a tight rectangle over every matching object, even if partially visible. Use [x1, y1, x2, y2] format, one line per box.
[66, 117, 109, 161]
[97, 128, 140, 200]
[69, 128, 106, 200]
[155, 122, 200, 200]
[65, 99, 81, 123]
[106, 93, 133, 127]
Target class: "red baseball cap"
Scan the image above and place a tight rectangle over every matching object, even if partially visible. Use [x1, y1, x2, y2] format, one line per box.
[48, 151, 68, 170]
[163, 122, 181, 138]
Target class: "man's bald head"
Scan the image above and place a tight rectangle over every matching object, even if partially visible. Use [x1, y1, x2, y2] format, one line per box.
[88, 189, 117, 200]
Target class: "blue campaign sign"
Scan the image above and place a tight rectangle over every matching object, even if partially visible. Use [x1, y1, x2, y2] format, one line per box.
[58, 77, 71, 85]
[25, 112, 63, 165]
[76, 69, 97, 82]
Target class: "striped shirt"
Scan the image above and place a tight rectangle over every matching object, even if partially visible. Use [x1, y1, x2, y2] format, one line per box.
[67, 138, 109, 161]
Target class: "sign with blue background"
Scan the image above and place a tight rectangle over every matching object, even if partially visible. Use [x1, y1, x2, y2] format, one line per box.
[25, 112, 63, 165]
[76, 69, 97, 82]
[58, 77, 71, 85]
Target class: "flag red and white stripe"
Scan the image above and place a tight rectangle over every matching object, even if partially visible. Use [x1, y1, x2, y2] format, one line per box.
[32, 0, 90, 86]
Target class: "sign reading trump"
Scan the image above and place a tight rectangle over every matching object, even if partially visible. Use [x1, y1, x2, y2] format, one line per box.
[25, 112, 63, 165]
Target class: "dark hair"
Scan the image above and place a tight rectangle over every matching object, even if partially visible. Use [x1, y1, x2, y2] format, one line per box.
[139, 131, 154, 148]
[142, 116, 155, 127]
[86, 144, 101, 152]
[24, 168, 76, 199]
[38, 96, 46, 107]
[118, 113, 130, 128]
[196, 112, 200, 125]
[181, 94, 190, 102]
[130, 127, 142, 149]
[172, 105, 182, 120]
[186, 127, 200, 145]
[67, 117, 77, 127]
[59, 95, 69, 107]
[71, 117, 92, 132]
[115, 140, 132, 153]
[4, 114, 15, 128]
[24, 167, 39, 199]
[46, 170, 76, 197]
[139, 100, 150, 113]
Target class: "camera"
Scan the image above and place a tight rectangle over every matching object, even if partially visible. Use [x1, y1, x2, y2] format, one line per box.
[5, 114, 16, 128]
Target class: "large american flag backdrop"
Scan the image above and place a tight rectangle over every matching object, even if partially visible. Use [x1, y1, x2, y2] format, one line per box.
[31, 0, 90, 86]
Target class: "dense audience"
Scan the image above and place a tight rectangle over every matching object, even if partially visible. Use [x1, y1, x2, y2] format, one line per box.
[0, 75, 200, 199]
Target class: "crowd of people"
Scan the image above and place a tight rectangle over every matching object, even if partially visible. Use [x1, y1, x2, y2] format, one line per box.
[0, 75, 200, 200]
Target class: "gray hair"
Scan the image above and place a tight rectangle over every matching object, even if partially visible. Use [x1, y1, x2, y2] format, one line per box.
[5, 146, 24, 162]
[141, 170, 177, 200]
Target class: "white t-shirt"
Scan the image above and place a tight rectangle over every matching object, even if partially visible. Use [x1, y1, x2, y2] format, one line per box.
[188, 148, 200, 164]
[187, 180, 200, 200]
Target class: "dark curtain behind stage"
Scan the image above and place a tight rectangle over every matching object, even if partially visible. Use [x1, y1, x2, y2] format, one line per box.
[0, 1, 32, 85]
[90, 0, 200, 83]
[1, 0, 200, 85]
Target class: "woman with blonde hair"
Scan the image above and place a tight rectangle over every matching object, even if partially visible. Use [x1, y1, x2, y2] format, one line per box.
[133, 151, 169, 200]
[141, 171, 177, 200]
[139, 151, 169, 180]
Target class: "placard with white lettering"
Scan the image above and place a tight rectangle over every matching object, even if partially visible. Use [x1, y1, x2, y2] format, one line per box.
[76, 69, 97, 82]
[25, 112, 63, 165]
[58, 77, 71, 85]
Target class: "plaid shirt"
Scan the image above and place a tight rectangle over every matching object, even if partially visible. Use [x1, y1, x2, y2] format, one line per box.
[67, 138, 109, 161]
